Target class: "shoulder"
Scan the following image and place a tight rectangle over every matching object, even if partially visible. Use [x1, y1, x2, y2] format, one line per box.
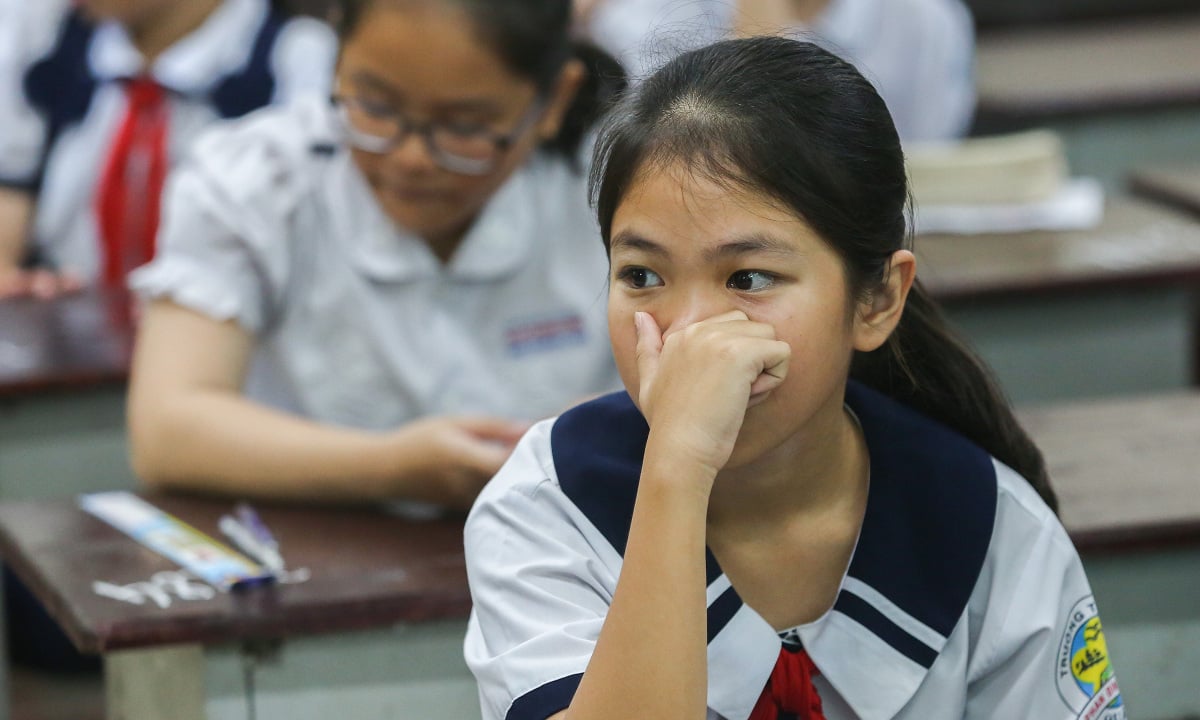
[468, 392, 646, 554]
[844, 381, 1002, 636]
[181, 96, 336, 214]
[268, 13, 337, 93]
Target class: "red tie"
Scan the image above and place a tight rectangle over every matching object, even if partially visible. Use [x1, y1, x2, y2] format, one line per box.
[748, 646, 827, 720]
[95, 76, 169, 286]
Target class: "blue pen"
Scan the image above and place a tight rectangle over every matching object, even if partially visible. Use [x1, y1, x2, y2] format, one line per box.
[221, 504, 286, 575]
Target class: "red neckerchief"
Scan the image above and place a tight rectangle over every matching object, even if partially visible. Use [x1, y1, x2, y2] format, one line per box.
[95, 75, 169, 286]
[747, 645, 827, 720]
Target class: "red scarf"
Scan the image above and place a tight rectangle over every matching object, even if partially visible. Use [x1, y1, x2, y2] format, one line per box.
[95, 76, 169, 286]
[747, 646, 827, 720]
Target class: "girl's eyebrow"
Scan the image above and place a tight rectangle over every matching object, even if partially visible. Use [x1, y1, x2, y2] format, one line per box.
[610, 231, 669, 257]
[346, 71, 505, 116]
[610, 231, 798, 260]
[705, 234, 798, 261]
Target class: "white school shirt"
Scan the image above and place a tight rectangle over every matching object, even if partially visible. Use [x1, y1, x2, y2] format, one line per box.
[464, 381, 1127, 720]
[0, 0, 336, 281]
[584, 0, 975, 142]
[130, 96, 620, 428]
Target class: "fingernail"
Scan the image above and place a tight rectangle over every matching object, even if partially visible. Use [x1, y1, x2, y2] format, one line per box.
[634, 311, 646, 338]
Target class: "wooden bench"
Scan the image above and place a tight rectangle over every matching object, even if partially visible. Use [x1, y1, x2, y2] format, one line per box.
[1130, 163, 1200, 219]
[971, 12, 1200, 190]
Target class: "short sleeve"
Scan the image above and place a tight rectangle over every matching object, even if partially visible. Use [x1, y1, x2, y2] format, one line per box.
[0, 0, 65, 186]
[965, 470, 1126, 719]
[815, 0, 976, 143]
[269, 16, 337, 103]
[129, 105, 317, 333]
[464, 424, 618, 720]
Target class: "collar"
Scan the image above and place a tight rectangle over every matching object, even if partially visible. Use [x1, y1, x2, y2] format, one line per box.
[330, 141, 540, 284]
[550, 381, 998, 720]
[88, 0, 269, 94]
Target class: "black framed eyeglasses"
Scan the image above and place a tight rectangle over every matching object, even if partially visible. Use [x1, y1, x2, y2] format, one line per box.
[332, 94, 546, 176]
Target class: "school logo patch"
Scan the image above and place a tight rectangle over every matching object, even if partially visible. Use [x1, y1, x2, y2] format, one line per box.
[1057, 596, 1125, 720]
[504, 313, 586, 358]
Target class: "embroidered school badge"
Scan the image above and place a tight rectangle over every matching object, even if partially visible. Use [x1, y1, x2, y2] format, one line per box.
[504, 313, 586, 358]
[1057, 596, 1125, 720]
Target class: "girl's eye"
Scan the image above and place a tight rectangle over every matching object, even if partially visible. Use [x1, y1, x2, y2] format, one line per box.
[617, 267, 663, 289]
[728, 270, 775, 292]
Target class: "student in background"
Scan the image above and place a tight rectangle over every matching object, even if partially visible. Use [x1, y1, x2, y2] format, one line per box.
[464, 37, 1123, 720]
[577, 0, 975, 142]
[126, 0, 626, 508]
[0, 0, 336, 298]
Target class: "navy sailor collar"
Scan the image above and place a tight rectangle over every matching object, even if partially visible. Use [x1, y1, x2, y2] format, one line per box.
[549, 380, 998, 719]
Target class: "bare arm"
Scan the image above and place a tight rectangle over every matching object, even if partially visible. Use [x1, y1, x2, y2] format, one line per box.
[0, 187, 84, 298]
[127, 300, 527, 507]
[733, 0, 831, 37]
[0, 187, 31, 295]
[558, 312, 790, 719]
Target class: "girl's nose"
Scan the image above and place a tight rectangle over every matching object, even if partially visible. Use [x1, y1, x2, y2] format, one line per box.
[387, 131, 438, 173]
[660, 289, 732, 337]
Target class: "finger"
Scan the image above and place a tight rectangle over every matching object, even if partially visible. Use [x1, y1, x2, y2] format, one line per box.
[748, 339, 791, 397]
[58, 272, 85, 293]
[457, 416, 531, 446]
[634, 311, 663, 396]
[696, 309, 750, 326]
[0, 271, 30, 299]
[29, 270, 60, 300]
[455, 435, 515, 476]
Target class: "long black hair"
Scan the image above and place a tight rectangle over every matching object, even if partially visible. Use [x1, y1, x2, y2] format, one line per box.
[331, 0, 626, 164]
[590, 36, 1057, 511]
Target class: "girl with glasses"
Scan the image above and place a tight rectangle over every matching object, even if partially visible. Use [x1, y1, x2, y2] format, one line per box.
[126, 0, 626, 507]
[464, 37, 1123, 720]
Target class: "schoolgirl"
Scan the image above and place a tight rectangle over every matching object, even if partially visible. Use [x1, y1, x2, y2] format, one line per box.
[464, 36, 1123, 720]
[126, 0, 626, 507]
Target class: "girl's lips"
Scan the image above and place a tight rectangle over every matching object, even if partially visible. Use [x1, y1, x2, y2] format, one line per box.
[382, 184, 455, 203]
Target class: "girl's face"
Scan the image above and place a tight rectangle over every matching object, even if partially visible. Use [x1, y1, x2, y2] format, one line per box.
[607, 163, 890, 468]
[76, 0, 179, 26]
[335, 1, 582, 253]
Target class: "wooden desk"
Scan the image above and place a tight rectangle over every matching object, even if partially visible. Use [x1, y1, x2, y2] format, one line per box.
[0, 289, 137, 499]
[0, 288, 132, 396]
[1017, 393, 1200, 720]
[1, 388, 1199, 718]
[975, 14, 1200, 124]
[0, 496, 477, 720]
[972, 13, 1200, 189]
[918, 196, 1200, 403]
[1130, 163, 1200, 219]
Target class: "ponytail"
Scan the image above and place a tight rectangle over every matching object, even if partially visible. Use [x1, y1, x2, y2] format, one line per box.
[851, 281, 1058, 512]
[548, 41, 628, 167]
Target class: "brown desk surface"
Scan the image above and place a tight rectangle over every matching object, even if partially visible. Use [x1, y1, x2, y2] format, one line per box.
[0, 495, 470, 654]
[916, 196, 1200, 301]
[0, 288, 133, 396]
[1019, 391, 1200, 553]
[4, 385, 1200, 655]
[975, 13, 1200, 124]
[1129, 164, 1200, 218]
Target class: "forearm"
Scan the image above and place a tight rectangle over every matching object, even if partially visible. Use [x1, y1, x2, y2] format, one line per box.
[0, 186, 32, 269]
[566, 440, 714, 719]
[733, 0, 831, 35]
[129, 389, 408, 502]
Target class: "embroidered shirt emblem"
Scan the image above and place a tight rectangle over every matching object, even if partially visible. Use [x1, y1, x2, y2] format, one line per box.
[1057, 596, 1125, 720]
[505, 313, 586, 358]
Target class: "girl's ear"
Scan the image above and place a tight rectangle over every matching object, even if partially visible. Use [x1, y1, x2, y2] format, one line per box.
[536, 58, 587, 141]
[852, 249, 916, 352]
